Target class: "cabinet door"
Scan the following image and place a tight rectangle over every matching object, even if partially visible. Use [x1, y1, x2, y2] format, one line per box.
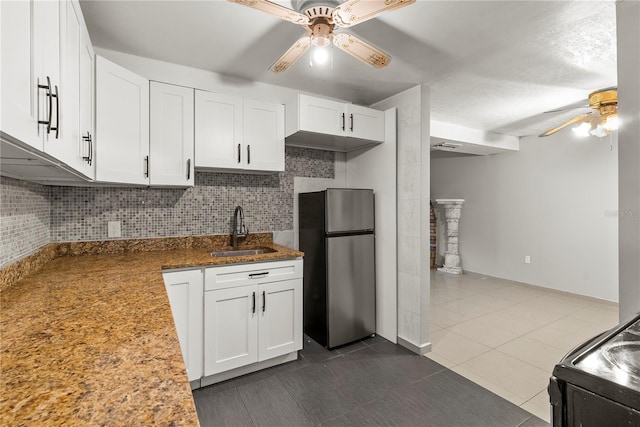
[346, 104, 385, 142]
[194, 90, 243, 170]
[163, 269, 204, 382]
[150, 82, 194, 186]
[204, 286, 258, 376]
[77, 19, 95, 179]
[57, 0, 85, 173]
[95, 55, 149, 185]
[298, 94, 346, 137]
[243, 99, 285, 172]
[0, 1, 40, 149]
[258, 279, 302, 361]
[36, 0, 62, 152]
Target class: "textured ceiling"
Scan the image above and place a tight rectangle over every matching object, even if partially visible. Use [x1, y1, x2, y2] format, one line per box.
[79, 0, 617, 137]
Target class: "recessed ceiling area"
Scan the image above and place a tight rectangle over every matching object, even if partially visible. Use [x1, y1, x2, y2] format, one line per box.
[430, 137, 517, 156]
[79, 0, 617, 137]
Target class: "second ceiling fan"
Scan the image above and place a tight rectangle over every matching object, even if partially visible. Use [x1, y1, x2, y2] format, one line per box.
[229, 0, 415, 73]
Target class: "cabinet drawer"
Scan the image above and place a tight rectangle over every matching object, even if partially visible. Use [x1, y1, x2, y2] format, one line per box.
[205, 259, 302, 291]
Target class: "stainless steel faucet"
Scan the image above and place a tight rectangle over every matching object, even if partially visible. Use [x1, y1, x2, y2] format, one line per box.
[232, 206, 248, 248]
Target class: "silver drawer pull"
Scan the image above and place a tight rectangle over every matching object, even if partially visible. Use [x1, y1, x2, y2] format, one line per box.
[249, 272, 269, 279]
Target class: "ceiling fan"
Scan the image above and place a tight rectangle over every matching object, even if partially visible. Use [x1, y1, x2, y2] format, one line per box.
[228, 0, 415, 73]
[539, 87, 619, 138]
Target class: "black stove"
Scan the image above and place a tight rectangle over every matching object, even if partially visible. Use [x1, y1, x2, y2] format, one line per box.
[549, 313, 640, 426]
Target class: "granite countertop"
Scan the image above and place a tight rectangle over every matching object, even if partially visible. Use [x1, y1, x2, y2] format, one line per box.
[0, 234, 303, 426]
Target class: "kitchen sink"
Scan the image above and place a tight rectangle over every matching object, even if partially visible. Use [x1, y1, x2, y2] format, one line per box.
[210, 247, 277, 257]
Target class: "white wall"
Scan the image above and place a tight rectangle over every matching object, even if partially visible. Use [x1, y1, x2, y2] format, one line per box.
[289, 153, 347, 249]
[616, 1, 640, 322]
[431, 131, 618, 301]
[95, 48, 301, 107]
[347, 109, 398, 343]
[373, 85, 431, 353]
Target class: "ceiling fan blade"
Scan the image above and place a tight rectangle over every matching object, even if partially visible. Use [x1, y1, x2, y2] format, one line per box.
[333, 0, 415, 28]
[538, 112, 593, 137]
[333, 33, 390, 68]
[228, 0, 309, 25]
[269, 35, 311, 73]
[543, 105, 590, 114]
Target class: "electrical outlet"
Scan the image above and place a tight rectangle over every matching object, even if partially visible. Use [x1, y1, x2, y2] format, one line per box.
[524, 255, 531, 264]
[108, 221, 121, 238]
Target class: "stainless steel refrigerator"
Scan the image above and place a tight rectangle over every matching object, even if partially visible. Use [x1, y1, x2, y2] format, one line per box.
[299, 188, 375, 349]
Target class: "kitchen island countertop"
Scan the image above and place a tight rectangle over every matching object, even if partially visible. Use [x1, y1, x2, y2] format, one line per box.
[0, 234, 302, 426]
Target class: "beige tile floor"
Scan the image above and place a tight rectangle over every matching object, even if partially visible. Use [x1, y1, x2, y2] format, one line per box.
[426, 270, 619, 423]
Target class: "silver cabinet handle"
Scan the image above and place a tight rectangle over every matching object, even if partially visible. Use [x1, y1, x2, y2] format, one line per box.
[341, 112, 345, 131]
[249, 272, 269, 279]
[237, 143, 241, 163]
[37, 76, 52, 134]
[82, 132, 92, 165]
[52, 85, 59, 138]
[262, 290, 266, 312]
[350, 113, 353, 132]
[144, 156, 149, 178]
[247, 145, 250, 165]
[187, 159, 191, 180]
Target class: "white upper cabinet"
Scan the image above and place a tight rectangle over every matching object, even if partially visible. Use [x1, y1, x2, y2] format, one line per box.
[243, 99, 285, 173]
[1, 0, 63, 152]
[286, 94, 385, 152]
[346, 103, 385, 142]
[77, 19, 95, 179]
[150, 82, 194, 187]
[195, 90, 284, 173]
[0, 0, 97, 184]
[298, 95, 345, 137]
[194, 91, 243, 170]
[95, 55, 150, 185]
[1, 0, 40, 149]
[59, 0, 94, 180]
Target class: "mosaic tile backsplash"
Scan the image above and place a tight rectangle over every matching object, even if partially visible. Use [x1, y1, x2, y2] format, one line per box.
[0, 177, 51, 267]
[1, 146, 334, 267]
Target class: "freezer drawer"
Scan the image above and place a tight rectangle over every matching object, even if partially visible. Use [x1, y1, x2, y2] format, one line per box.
[326, 233, 375, 348]
[325, 188, 374, 233]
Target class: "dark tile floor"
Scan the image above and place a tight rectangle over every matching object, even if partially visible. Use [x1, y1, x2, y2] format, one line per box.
[193, 335, 550, 427]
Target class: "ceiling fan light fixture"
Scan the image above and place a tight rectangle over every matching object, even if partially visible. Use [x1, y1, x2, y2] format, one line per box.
[540, 87, 619, 138]
[589, 125, 608, 138]
[602, 114, 620, 131]
[310, 44, 331, 66]
[230, 0, 414, 72]
[572, 122, 592, 137]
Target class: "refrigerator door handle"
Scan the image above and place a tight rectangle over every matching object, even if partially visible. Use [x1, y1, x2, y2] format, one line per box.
[325, 230, 374, 238]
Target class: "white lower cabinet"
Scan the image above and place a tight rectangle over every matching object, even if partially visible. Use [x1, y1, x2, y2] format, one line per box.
[162, 269, 204, 383]
[204, 260, 303, 378]
[162, 259, 302, 387]
[258, 279, 303, 361]
[204, 285, 259, 375]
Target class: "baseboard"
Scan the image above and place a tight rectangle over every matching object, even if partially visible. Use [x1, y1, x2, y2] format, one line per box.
[199, 351, 299, 388]
[397, 336, 431, 355]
